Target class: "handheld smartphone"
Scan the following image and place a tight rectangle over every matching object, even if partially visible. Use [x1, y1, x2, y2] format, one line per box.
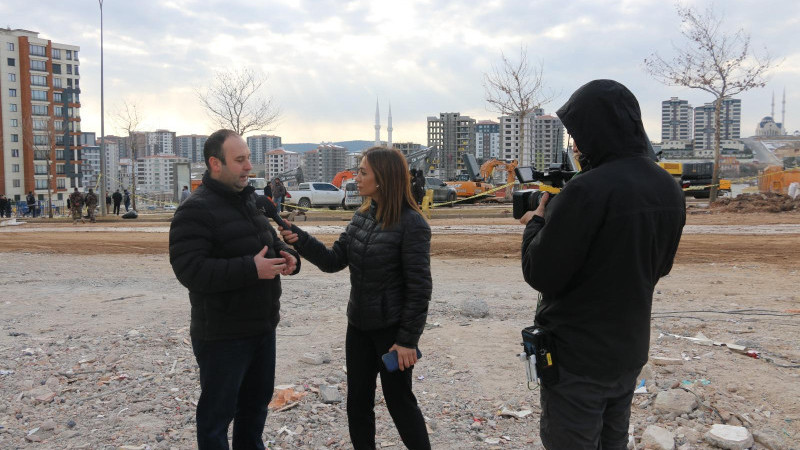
[381, 348, 422, 372]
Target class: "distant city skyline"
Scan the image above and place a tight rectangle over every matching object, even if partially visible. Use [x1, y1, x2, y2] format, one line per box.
[4, 0, 798, 144]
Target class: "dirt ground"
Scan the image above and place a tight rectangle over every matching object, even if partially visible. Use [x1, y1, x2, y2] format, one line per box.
[0, 207, 798, 449]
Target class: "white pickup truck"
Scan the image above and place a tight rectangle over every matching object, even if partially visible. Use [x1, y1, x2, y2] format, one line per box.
[285, 182, 345, 210]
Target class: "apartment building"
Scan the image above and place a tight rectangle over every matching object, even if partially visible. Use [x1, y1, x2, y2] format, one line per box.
[1, 28, 81, 203]
[301, 144, 346, 182]
[661, 97, 693, 143]
[247, 134, 282, 166]
[176, 134, 207, 163]
[694, 98, 741, 151]
[135, 155, 188, 199]
[531, 114, 565, 168]
[265, 148, 300, 180]
[427, 113, 475, 180]
[475, 120, 499, 161]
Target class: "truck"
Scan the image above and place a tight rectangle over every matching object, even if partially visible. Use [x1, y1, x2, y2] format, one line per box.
[284, 182, 345, 210]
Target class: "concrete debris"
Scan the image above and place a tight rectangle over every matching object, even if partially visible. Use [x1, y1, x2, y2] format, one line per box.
[704, 424, 753, 449]
[300, 352, 330, 365]
[654, 389, 698, 415]
[642, 425, 675, 450]
[460, 298, 489, 318]
[319, 385, 342, 404]
[497, 407, 532, 419]
[651, 356, 683, 366]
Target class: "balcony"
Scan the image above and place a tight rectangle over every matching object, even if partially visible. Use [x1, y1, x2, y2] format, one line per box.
[34, 150, 51, 161]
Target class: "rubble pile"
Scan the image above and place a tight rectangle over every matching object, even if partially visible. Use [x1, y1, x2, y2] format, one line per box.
[711, 192, 800, 213]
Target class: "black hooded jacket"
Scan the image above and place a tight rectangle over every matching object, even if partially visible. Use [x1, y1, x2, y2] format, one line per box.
[169, 171, 300, 340]
[522, 80, 685, 379]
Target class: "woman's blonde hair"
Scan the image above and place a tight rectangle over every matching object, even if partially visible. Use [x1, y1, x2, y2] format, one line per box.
[359, 146, 422, 227]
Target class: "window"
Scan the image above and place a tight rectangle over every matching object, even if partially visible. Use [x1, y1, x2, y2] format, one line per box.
[54, 106, 63, 116]
[8, 73, 15, 82]
[56, 150, 65, 160]
[57, 178, 65, 189]
[13, 180, 21, 188]
[30, 44, 46, 57]
[32, 90, 48, 101]
[6, 42, 13, 51]
[66, 64, 72, 74]
[33, 105, 48, 115]
[54, 78, 62, 88]
[34, 135, 49, 146]
[30, 59, 47, 71]
[12, 164, 20, 173]
[74, 65, 79, 75]
[35, 165, 48, 175]
[10, 103, 17, 112]
[56, 164, 65, 174]
[11, 119, 18, 127]
[8, 88, 16, 97]
[52, 64, 61, 74]
[66, 50, 72, 60]
[52, 48, 61, 59]
[33, 119, 48, 130]
[12, 149, 20, 157]
[36, 179, 48, 189]
[73, 51, 79, 60]
[53, 92, 62, 102]
[7, 58, 15, 66]
[11, 134, 19, 142]
[31, 75, 47, 86]
[54, 120, 63, 130]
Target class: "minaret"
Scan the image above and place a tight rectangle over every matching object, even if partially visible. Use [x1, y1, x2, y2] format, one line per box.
[771, 91, 775, 118]
[782, 88, 786, 135]
[387, 102, 393, 149]
[374, 99, 381, 147]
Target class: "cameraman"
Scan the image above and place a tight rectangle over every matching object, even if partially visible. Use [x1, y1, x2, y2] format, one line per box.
[519, 80, 685, 450]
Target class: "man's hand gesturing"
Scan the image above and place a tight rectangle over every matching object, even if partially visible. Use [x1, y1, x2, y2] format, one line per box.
[254, 246, 287, 279]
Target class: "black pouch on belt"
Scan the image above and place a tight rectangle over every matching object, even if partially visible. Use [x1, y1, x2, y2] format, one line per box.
[522, 326, 559, 386]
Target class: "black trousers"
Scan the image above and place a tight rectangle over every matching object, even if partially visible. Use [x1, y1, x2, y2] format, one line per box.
[540, 364, 639, 450]
[191, 331, 276, 450]
[113, 203, 121, 215]
[345, 324, 430, 450]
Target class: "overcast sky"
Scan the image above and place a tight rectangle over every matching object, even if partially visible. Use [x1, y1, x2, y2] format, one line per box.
[4, 0, 799, 145]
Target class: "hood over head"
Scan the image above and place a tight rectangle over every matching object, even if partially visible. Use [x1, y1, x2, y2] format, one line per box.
[556, 80, 649, 168]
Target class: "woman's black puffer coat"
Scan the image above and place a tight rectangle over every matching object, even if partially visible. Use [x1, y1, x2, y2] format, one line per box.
[292, 203, 431, 347]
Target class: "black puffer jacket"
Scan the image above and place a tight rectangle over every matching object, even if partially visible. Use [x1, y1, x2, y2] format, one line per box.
[169, 172, 300, 341]
[522, 80, 685, 379]
[292, 203, 431, 347]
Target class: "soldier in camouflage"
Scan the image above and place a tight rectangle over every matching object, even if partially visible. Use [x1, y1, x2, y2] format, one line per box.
[69, 188, 85, 224]
[85, 188, 99, 223]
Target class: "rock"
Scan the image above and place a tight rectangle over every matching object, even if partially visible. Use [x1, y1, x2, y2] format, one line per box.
[460, 299, 489, 318]
[29, 386, 56, 404]
[642, 425, 675, 450]
[674, 425, 701, 444]
[652, 357, 683, 366]
[704, 424, 753, 450]
[638, 363, 656, 382]
[654, 389, 698, 415]
[67, 419, 76, 428]
[40, 419, 56, 431]
[319, 385, 342, 404]
[301, 352, 327, 365]
[752, 430, 783, 450]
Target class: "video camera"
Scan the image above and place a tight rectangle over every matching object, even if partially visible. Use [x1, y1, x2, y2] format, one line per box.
[512, 163, 577, 219]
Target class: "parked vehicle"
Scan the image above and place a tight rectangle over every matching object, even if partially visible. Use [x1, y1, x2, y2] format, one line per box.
[342, 180, 363, 209]
[285, 182, 345, 210]
[424, 177, 457, 207]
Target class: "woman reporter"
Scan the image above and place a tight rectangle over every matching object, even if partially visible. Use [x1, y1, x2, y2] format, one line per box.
[280, 147, 431, 449]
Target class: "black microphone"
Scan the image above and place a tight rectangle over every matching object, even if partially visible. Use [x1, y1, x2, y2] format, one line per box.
[256, 195, 298, 233]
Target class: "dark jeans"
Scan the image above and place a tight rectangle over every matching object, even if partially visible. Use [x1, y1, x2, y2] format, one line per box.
[113, 203, 121, 215]
[345, 324, 430, 450]
[540, 364, 639, 450]
[192, 331, 276, 450]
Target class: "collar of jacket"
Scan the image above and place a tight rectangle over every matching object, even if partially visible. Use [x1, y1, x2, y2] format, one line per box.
[201, 170, 256, 200]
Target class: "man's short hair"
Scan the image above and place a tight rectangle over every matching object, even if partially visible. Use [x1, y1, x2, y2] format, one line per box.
[204, 129, 239, 169]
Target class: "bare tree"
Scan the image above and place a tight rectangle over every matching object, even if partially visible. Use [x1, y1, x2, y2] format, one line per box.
[644, 3, 773, 202]
[484, 47, 552, 173]
[114, 100, 143, 211]
[197, 67, 280, 136]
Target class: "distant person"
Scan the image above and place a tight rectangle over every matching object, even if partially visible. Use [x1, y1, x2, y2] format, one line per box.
[123, 189, 131, 212]
[279, 146, 432, 449]
[180, 185, 190, 204]
[2, 195, 11, 218]
[263, 182, 272, 199]
[69, 188, 85, 224]
[112, 189, 123, 215]
[26, 191, 37, 218]
[85, 188, 99, 223]
[270, 177, 286, 212]
[411, 169, 425, 205]
[0, 195, 7, 218]
[169, 129, 300, 449]
[105, 192, 112, 211]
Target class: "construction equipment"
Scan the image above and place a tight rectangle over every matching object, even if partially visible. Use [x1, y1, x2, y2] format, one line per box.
[657, 161, 683, 184]
[680, 162, 731, 198]
[331, 170, 357, 189]
[758, 166, 800, 194]
[480, 159, 519, 200]
[445, 154, 494, 202]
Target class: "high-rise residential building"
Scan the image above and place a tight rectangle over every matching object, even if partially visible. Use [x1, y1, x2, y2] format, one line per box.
[97, 136, 120, 191]
[392, 142, 423, 158]
[427, 112, 476, 180]
[475, 120, 500, 161]
[531, 114, 565, 168]
[176, 134, 208, 163]
[265, 148, 300, 181]
[498, 109, 542, 167]
[301, 144, 347, 182]
[145, 129, 176, 156]
[247, 134, 282, 166]
[135, 155, 188, 199]
[694, 98, 741, 151]
[1, 28, 82, 203]
[661, 97, 693, 142]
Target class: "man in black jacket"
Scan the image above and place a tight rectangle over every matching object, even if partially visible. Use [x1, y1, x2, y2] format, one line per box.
[520, 80, 685, 449]
[169, 129, 301, 449]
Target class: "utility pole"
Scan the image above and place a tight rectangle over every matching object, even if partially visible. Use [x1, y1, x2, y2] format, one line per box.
[99, 0, 107, 215]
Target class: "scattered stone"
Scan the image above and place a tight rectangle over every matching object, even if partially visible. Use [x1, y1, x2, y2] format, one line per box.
[67, 419, 76, 428]
[29, 386, 56, 404]
[752, 430, 783, 450]
[704, 424, 753, 450]
[654, 389, 698, 415]
[460, 299, 489, 318]
[642, 425, 675, 450]
[300, 352, 328, 365]
[651, 357, 683, 366]
[497, 407, 532, 419]
[319, 385, 342, 404]
[40, 419, 56, 431]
